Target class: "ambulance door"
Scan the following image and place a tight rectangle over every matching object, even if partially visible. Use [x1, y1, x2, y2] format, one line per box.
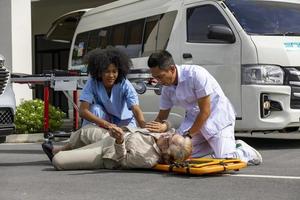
[46, 9, 90, 43]
[181, 1, 242, 117]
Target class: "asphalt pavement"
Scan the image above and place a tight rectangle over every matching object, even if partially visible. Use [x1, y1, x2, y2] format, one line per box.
[0, 135, 300, 200]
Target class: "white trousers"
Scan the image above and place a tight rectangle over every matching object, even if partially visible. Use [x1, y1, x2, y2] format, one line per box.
[191, 123, 252, 163]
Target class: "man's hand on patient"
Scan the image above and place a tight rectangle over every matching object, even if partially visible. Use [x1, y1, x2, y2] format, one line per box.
[145, 121, 168, 133]
[109, 126, 124, 144]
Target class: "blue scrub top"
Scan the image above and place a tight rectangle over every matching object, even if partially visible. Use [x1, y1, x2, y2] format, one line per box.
[80, 77, 139, 124]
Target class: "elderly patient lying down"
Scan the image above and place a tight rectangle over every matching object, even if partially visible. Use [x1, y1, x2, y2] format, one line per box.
[41, 124, 192, 170]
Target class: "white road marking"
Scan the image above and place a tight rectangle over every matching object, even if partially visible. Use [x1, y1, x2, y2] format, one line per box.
[224, 174, 300, 180]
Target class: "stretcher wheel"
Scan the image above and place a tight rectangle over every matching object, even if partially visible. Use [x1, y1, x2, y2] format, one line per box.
[133, 81, 147, 94]
[154, 84, 162, 95]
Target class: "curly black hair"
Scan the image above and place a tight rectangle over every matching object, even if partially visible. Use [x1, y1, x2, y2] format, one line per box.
[84, 47, 132, 83]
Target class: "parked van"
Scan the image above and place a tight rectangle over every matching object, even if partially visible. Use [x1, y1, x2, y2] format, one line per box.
[0, 54, 16, 142]
[48, 0, 300, 133]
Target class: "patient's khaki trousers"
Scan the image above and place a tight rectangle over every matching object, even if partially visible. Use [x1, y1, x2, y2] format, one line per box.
[52, 125, 115, 170]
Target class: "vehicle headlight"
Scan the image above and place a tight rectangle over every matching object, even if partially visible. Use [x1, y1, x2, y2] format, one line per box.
[242, 64, 284, 85]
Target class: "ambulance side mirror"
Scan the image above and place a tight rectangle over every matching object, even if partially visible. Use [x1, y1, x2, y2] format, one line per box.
[207, 24, 236, 43]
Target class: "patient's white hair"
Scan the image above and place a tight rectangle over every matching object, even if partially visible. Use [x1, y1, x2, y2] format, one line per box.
[167, 134, 192, 163]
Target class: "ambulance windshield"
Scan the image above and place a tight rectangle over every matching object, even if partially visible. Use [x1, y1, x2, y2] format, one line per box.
[225, 0, 300, 36]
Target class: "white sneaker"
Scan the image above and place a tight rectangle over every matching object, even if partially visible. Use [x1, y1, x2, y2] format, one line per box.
[236, 139, 263, 165]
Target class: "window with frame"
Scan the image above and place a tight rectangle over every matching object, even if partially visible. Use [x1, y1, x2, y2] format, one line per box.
[187, 5, 230, 43]
[72, 32, 89, 66]
[142, 16, 160, 56]
[71, 10, 178, 66]
[142, 11, 177, 56]
[126, 19, 144, 57]
[98, 28, 111, 49]
[87, 29, 100, 52]
[111, 23, 127, 49]
[156, 11, 177, 52]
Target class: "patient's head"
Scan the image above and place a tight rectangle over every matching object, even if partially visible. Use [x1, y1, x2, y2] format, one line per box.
[157, 131, 192, 164]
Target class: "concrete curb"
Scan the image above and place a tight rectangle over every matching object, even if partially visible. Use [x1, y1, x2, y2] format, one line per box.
[5, 133, 44, 143]
[5, 133, 69, 143]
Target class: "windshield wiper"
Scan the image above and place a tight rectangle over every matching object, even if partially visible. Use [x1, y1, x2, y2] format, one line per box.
[249, 32, 300, 36]
[248, 33, 284, 36]
[283, 32, 300, 36]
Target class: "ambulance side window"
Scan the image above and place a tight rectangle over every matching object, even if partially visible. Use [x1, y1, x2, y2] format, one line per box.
[87, 29, 100, 52]
[156, 11, 177, 53]
[126, 19, 144, 57]
[72, 32, 89, 66]
[111, 23, 127, 51]
[142, 16, 160, 56]
[187, 5, 229, 43]
[142, 11, 177, 56]
[98, 28, 111, 49]
[71, 11, 178, 65]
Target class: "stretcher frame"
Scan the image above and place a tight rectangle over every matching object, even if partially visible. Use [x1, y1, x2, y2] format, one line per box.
[153, 158, 247, 175]
[10, 69, 158, 135]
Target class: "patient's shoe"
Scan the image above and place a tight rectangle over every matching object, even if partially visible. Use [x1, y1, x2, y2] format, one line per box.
[236, 140, 262, 165]
[42, 141, 54, 162]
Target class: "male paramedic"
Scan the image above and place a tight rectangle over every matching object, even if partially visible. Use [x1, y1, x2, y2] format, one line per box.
[145, 50, 262, 165]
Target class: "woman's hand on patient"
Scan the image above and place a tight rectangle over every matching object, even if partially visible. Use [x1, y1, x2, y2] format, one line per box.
[103, 121, 117, 129]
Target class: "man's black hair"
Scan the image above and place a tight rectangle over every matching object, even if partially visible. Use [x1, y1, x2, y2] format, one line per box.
[84, 47, 132, 83]
[147, 50, 175, 69]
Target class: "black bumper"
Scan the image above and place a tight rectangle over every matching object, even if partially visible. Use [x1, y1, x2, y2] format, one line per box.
[0, 124, 15, 136]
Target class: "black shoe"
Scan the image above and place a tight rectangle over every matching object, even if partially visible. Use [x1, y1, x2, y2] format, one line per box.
[42, 141, 54, 162]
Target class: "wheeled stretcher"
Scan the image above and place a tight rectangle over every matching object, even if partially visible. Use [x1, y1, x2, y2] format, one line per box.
[10, 68, 160, 135]
[153, 158, 247, 175]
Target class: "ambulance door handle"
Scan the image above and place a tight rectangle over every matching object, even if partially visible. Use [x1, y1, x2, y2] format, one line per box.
[183, 53, 192, 59]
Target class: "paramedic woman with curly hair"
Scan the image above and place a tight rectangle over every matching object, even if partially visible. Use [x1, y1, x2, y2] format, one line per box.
[79, 47, 145, 129]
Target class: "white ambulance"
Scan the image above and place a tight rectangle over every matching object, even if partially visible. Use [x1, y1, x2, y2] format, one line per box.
[48, 0, 300, 133]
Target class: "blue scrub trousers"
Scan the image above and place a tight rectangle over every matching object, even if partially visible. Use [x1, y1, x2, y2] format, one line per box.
[81, 104, 137, 127]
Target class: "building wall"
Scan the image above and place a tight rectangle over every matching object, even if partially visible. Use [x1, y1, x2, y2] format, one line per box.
[0, 0, 12, 70]
[0, 0, 32, 105]
[12, 0, 33, 105]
